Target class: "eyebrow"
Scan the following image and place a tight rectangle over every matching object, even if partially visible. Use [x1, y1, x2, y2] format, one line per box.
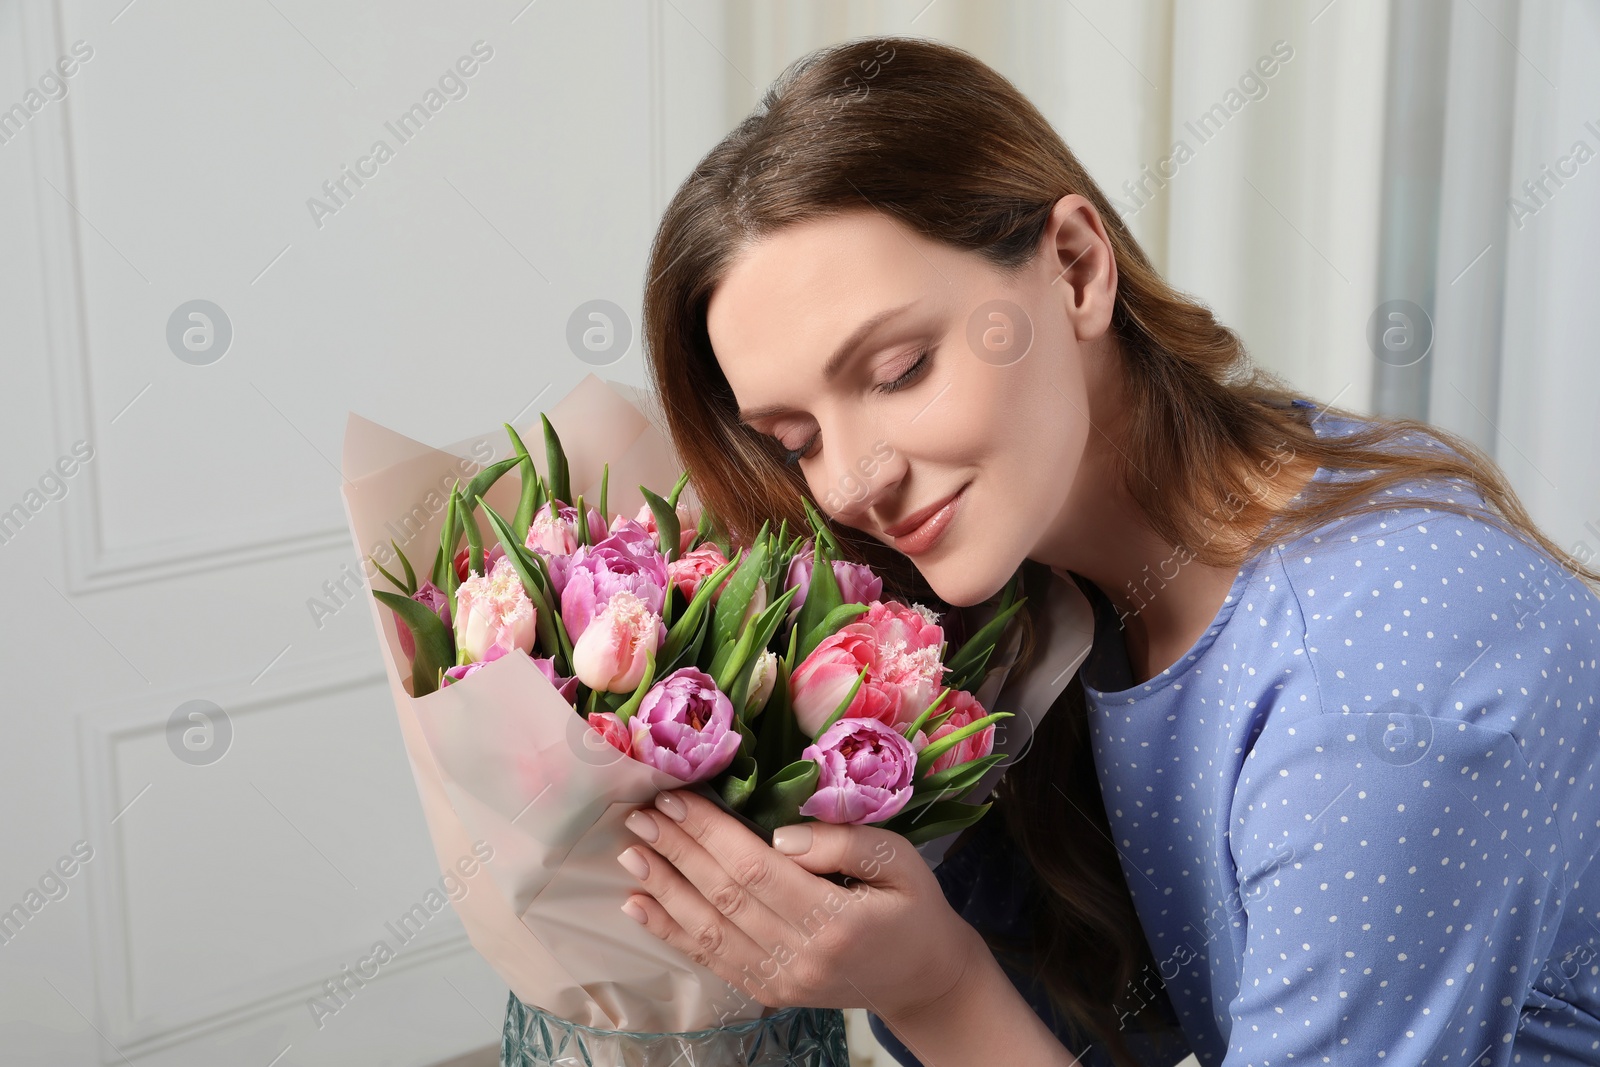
[735, 299, 921, 423]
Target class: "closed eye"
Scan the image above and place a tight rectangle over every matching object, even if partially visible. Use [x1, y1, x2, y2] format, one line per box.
[780, 347, 931, 466]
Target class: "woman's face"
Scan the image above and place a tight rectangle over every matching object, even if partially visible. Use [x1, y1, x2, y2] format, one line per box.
[705, 195, 1120, 607]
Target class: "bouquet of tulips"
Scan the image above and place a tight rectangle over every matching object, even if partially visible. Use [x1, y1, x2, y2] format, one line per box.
[371, 405, 1024, 847]
[338, 375, 1082, 1036]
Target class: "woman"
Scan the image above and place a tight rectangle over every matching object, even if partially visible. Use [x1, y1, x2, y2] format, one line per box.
[612, 35, 1600, 1066]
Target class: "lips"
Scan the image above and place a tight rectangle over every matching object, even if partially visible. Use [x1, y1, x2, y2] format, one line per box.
[883, 484, 967, 539]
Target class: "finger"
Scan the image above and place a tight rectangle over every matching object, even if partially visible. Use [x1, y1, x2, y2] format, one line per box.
[632, 794, 802, 949]
[770, 820, 914, 887]
[617, 841, 770, 980]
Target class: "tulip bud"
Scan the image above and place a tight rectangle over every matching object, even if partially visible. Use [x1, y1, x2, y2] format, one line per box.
[570, 588, 663, 692]
[743, 650, 778, 718]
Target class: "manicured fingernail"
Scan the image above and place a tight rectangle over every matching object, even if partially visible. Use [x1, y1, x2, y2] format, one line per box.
[655, 792, 687, 822]
[621, 898, 648, 925]
[618, 847, 650, 880]
[626, 809, 660, 843]
[773, 824, 812, 855]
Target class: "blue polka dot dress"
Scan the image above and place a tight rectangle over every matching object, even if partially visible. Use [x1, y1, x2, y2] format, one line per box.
[1073, 424, 1600, 1065]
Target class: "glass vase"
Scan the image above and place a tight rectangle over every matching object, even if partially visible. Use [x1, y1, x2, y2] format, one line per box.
[500, 990, 851, 1067]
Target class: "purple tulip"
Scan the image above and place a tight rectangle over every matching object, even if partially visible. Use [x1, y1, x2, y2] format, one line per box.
[797, 716, 917, 824]
[784, 541, 883, 624]
[532, 654, 580, 703]
[394, 579, 452, 661]
[441, 658, 487, 687]
[558, 519, 669, 643]
[526, 501, 610, 594]
[627, 667, 743, 783]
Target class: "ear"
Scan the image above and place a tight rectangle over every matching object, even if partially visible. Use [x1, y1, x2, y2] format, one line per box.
[1040, 193, 1118, 344]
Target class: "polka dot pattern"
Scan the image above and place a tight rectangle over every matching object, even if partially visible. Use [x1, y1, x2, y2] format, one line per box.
[1078, 464, 1600, 1065]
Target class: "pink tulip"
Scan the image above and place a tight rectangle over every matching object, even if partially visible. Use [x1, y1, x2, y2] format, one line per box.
[667, 543, 729, 603]
[797, 717, 917, 824]
[453, 544, 507, 584]
[525, 500, 610, 592]
[570, 588, 664, 692]
[788, 624, 900, 738]
[924, 689, 995, 775]
[453, 555, 537, 664]
[587, 711, 632, 756]
[859, 599, 944, 657]
[627, 667, 743, 783]
[441, 659, 483, 684]
[630, 502, 699, 555]
[558, 521, 669, 642]
[860, 600, 945, 730]
[783, 542, 883, 623]
[533, 654, 580, 704]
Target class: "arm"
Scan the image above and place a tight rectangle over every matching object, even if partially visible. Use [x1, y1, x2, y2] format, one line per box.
[876, 922, 1082, 1067]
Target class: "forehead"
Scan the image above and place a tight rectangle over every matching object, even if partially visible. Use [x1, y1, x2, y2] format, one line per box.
[706, 212, 947, 392]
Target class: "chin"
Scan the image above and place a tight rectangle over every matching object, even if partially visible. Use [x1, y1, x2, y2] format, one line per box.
[918, 557, 1019, 609]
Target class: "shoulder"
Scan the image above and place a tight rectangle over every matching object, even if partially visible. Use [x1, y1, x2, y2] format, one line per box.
[1263, 474, 1600, 736]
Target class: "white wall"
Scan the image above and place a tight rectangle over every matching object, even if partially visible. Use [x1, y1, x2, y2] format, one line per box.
[2, 2, 1593, 1065]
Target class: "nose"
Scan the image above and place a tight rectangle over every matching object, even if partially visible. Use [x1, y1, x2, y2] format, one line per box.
[812, 413, 905, 531]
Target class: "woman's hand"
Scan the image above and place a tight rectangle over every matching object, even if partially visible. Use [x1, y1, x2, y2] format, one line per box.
[616, 786, 984, 1022]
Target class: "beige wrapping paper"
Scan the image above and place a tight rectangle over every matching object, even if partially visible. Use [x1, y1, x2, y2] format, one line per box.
[337, 373, 1094, 1032]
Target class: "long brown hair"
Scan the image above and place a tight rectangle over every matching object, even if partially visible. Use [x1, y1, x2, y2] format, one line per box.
[640, 34, 1600, 1064]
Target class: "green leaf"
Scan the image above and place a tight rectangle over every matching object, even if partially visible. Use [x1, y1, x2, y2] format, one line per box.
[391, 539, 418, 593]
[660, 555, 740, 669]
[573, 493, 588, 546]
[371, 557, 411, 596]
[718, 754, 759, 812]
[899, 685, 954, 741]
[733, 714, 757, 761]
[541, 412, 570, 507]
[915, 710, 1013, 776]
[503, 422, 542, 537]
[710, 523, 770, 652]
[639, 484, 682, 563]
[479, 499, 573, 671]
[373, 590, 454, 698]
[812, 664, 869, 740]
[613, 646, 657, 724]
[793, 537, 843, 653]
[914, 752, 1008, 797]
[879, 800, 993, 846]
[722, 589, 799, 715]
[797, 602, 870, 664]
[940, 588, 1030, 681]
[678, 608, 713, 674]
[691, 506, 715, 552]
[943, 645, 997, 696]
[666, 469, 691, 508]
[743, 759, 821, 834]
[438, 488, 462, 608]
[753, 653, 791, 769]
[454, 486, 484, 577]
[462, 455, 523, 514]
[800, 496, 839, 555]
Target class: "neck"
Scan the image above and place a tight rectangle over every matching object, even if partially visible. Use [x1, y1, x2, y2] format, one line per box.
[1031, 397, 1316, 684]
